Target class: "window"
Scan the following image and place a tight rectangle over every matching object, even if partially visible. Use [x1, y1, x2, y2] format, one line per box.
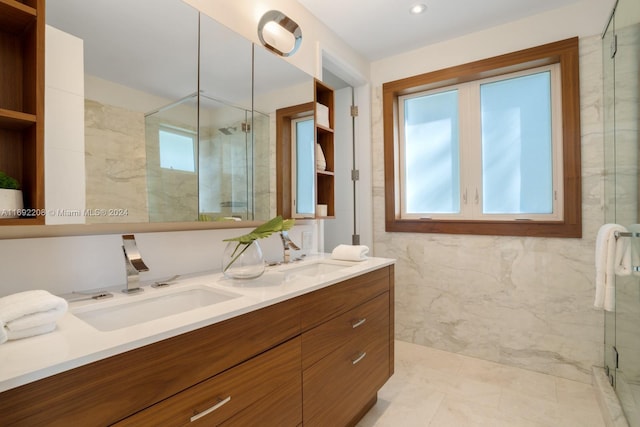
[383, 38, 581, 237]
[292, 117, 315, 217]
[159, 126, 196, 172]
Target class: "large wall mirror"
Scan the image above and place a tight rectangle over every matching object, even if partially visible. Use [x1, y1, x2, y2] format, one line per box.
[42, 0, 313, 231]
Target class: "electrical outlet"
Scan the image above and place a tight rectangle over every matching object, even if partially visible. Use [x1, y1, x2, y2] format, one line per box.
[302, 231, 312, 250]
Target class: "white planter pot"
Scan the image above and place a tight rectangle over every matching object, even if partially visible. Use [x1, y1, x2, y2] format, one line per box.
[0, 189, 24, 218]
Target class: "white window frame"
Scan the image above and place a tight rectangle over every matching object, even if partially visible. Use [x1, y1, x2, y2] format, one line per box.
[397, 64, 563, 222]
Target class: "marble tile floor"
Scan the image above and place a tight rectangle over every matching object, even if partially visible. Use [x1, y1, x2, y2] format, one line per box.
[358, 340, 606, 427]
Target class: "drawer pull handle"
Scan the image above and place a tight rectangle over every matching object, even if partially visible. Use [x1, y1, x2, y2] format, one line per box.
[351, 318, 367, 328]
[190, 396, 231, 422]
[352, 351, 367, 365]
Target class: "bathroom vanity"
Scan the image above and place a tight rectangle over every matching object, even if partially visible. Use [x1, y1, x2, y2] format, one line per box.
[0, 257, 394, 426]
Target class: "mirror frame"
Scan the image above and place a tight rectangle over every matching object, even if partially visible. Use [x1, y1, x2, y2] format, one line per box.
[0, 219, 266, 240]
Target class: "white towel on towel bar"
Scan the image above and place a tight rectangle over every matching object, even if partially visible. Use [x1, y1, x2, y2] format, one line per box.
[0, 290, 68, 344]
[594, 224, 629, 311]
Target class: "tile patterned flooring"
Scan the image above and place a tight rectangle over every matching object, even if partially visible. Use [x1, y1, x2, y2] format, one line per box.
[357, 341, 606, 427]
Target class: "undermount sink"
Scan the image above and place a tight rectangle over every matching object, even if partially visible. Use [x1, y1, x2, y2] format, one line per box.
[72, 286, 241, 331]
[283, 261, 351, 277]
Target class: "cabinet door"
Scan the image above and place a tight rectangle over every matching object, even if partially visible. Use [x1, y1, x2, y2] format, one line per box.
[115, 337, 301, 426]
[303, 303, 390, 426]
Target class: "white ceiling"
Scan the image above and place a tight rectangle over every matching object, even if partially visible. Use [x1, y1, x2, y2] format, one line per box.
[297, 0, 583, 61]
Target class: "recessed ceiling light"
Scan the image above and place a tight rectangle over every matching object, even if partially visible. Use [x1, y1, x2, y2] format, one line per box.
[410, 4, 427, 15]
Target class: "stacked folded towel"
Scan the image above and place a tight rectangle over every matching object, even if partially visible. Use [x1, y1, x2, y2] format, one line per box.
[594, 224, 629, 311]
[0, 290, 68, 344]
[331, 244, 369, 262]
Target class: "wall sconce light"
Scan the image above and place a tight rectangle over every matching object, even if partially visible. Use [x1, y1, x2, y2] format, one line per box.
[257, 10, 302, 57]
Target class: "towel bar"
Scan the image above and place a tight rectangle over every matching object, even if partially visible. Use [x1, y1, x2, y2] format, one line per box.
[614, 231, 640, 238]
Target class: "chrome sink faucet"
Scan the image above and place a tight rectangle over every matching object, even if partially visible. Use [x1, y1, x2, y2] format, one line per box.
[280, 231, 301, 264]
[122, 234, 149, 294]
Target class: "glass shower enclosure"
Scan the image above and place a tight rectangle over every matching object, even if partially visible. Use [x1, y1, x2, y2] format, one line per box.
[144, 93, 269, 223]
[603, 0, 640, 424]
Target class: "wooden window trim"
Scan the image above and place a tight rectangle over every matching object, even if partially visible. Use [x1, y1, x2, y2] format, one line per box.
[276, 102, 314, 219]
[382, 37, 581, 238]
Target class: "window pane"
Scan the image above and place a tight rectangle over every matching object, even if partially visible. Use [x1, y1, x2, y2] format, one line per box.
[159, 129, 196, 172]
[295, 118, 315, 215]
[403, 90, 460, 214]
[480, 72, 553, 214]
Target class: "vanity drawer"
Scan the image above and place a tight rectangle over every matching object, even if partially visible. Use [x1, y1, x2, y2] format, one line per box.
[115, 337, 301, 427]
[302, 314, 390, 426]
[300, 266, 390, 331]
[302, 291, 389, 370]
[221, 377, 302, 426]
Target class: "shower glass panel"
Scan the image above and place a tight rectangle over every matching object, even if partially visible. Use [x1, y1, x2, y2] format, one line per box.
[603, 0, 617, 391]
[603, 0, 640, 424]
[199, 94, 253, 221]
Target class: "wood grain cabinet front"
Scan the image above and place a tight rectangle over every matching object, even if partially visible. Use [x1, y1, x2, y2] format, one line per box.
[302, 293, 390, 426]
[114, 337, 302, 427]
[302, 292, 389, 370]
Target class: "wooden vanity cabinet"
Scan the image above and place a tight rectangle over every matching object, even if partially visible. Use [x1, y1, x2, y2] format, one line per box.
[301, 266, 394, 426]
[0, 265, 394, 427]
[0, 299, 302, 426]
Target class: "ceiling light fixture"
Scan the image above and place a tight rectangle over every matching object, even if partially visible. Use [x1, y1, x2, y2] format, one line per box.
[410, 4, 427, 15]
[257, 10, 302, 57]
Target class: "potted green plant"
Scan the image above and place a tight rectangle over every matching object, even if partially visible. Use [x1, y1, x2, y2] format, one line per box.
[0, 171, 23, 219]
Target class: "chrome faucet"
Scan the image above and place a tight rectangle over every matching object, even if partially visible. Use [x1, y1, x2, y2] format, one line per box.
[122, 234, 149, 294]
[280, 231, 301, 263]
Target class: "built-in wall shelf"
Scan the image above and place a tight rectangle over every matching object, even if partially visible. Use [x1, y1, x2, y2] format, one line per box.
[316, 123, 334, 133]
[314, 79, 335, 219]
[0, 0, 37, 34]
[276, 80, 335, 220]
[0, 0, 45, 225]
[0, 109, 37, 129]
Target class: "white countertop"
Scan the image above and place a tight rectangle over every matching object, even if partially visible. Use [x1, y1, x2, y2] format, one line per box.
[0, 255, 394, 393]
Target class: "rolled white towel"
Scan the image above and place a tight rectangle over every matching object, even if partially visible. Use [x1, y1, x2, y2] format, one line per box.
[0, 290, 68, 344]
[331, 244, 369, 262]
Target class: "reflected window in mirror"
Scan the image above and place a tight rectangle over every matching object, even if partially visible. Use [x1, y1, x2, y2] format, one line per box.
[159, 126, 197, 173]
[293, 117, 315, 217]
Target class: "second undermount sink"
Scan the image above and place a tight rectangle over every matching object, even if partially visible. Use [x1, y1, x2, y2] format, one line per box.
[283, 261, 351, 277]
[72, 286, 241, 332]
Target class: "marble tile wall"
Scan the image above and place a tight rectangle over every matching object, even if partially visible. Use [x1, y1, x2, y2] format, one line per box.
[254, 112, 273, 220]
[370, 35, 605, 383]
[84, 100, 149, 223]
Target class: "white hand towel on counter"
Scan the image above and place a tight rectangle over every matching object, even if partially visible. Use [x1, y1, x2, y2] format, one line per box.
[594, 224, 629, 311]
[331, 244, 369, 262]
[0, 290, 68, 344]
